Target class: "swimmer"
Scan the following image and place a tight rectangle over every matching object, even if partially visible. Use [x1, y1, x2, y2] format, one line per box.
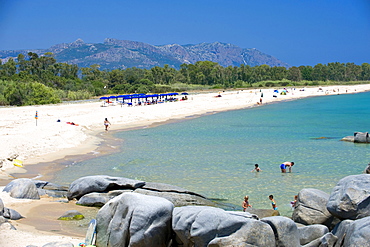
[251, 164, 262, 172]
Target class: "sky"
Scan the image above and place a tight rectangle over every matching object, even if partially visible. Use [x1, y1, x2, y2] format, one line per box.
[0, 0, 369, 67]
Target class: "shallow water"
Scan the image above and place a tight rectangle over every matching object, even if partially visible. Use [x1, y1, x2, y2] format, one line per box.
[53, 91, 370, 216]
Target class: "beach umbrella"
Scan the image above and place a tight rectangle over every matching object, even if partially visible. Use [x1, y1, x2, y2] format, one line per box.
[108, 96, 118, 103]
[159, 93, 168, 99]
[99, 96, 109, 100]
[181, 92, 189, 95]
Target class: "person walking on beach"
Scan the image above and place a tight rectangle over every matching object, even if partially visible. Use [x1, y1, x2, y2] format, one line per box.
[104, 118, 111, 131]
[251, 164, 262, 172]
[269, 195, 278, 210]
[242, 195, 252, 211]
[280, 161, 294, 173]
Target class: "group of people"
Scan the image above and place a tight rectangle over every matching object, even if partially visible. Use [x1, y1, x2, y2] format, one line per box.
[250, 161, 295, 173]
[242, 194, 298, 212]
[244, 161, 296, 212]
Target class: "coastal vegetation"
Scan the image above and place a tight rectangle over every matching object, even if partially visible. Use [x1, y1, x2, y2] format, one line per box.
[0, 52, 369, 106]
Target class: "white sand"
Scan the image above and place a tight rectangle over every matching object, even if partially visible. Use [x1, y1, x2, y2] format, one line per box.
[0, 84, 369, 246]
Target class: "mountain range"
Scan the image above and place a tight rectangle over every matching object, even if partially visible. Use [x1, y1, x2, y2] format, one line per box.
[0, 38, 290, 70]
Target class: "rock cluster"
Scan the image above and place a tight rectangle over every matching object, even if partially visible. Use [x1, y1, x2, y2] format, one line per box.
[0, 171, 369, 246]
[342, 131, 370, 143]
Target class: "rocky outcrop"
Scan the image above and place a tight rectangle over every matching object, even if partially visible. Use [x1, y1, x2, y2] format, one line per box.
[3, 178, 68, 200]
[172, 206, 273, 247]
[96, 193, 173, 247]
[338, 216, 370, 247]
[76, 189, 130, 207]
[261, 216, 300, 247]
[298, 224, 329, 245]
[354, 131, 370, 143]
[327, 174, 370, 220]
[0, 196, 23, 226]
[67, 175, 145, 200]
[342, 131, 370, 143]
[292, 188, 338, 227]
[69, 175, 221, 208]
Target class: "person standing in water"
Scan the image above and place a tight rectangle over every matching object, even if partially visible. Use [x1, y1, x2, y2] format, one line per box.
[251, 164, 262, 172]
[104, 118, 111, 131]
[269, 195, 278, 210]
[280, 161, 294, 173]
[242, 195, 252, 211]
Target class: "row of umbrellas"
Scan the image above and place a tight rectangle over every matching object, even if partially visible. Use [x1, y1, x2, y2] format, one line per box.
[100, 92, 188, 102]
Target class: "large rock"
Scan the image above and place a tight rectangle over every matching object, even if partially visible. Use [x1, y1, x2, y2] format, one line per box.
[2, 207, 23, 220]
[142, 181, 207, 198]
[298, 224, 329, 245]
[96, 193, 173, 247]
[173, 206, 274, 247]
[134, 188, 218, 207]
[261, 216, 300, 247]
[0, 196, 23, 220]
[342, 216, 370, 247]
[67, 175, 145, 200]
[365, 163, 370, 174]
[292, 188, 336, 227]
[33, 180, 69, 191]
[332, 219, 353, 247]
[302, 232, 337, 247]
[327, 174, 370, 220]
[354, 131, 370, 143]
[76, 190, 131, 207]
[3, 178, 40, 199]
[34, 180, 69, 198]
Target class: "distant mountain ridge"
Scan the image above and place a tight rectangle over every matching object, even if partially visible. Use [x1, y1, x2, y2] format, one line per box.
[0, 38, 290, 70]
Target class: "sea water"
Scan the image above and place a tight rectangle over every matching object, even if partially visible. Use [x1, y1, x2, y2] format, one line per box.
[53, 91, 370, 216]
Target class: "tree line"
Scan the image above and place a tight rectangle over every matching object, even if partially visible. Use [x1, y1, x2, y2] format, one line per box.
[0, 52, 369, 106]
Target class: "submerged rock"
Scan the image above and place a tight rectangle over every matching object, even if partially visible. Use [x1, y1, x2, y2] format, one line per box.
[57, 210, 84, 220]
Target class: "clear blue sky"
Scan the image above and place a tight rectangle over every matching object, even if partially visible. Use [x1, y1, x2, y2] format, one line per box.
[0, 0, 369, 66]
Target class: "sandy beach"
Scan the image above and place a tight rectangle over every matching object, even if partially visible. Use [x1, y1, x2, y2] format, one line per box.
[1, 84, 370, 246]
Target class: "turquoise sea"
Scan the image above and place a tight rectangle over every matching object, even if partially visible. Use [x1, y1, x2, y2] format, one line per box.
[53, 91, 370, 216]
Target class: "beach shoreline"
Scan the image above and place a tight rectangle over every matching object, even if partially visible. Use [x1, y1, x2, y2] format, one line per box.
[1, 84, 370, 246]
[3, 85, 368, 181]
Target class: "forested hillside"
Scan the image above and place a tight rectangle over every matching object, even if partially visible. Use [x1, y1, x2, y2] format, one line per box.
[0, 51, 369, 106]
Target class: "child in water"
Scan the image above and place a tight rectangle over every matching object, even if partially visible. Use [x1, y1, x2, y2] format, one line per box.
[269, 195, 278, 210]
[251, 164, 262, 172]
[290, 195, 298, 208]
[242, 195, 252, 211]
